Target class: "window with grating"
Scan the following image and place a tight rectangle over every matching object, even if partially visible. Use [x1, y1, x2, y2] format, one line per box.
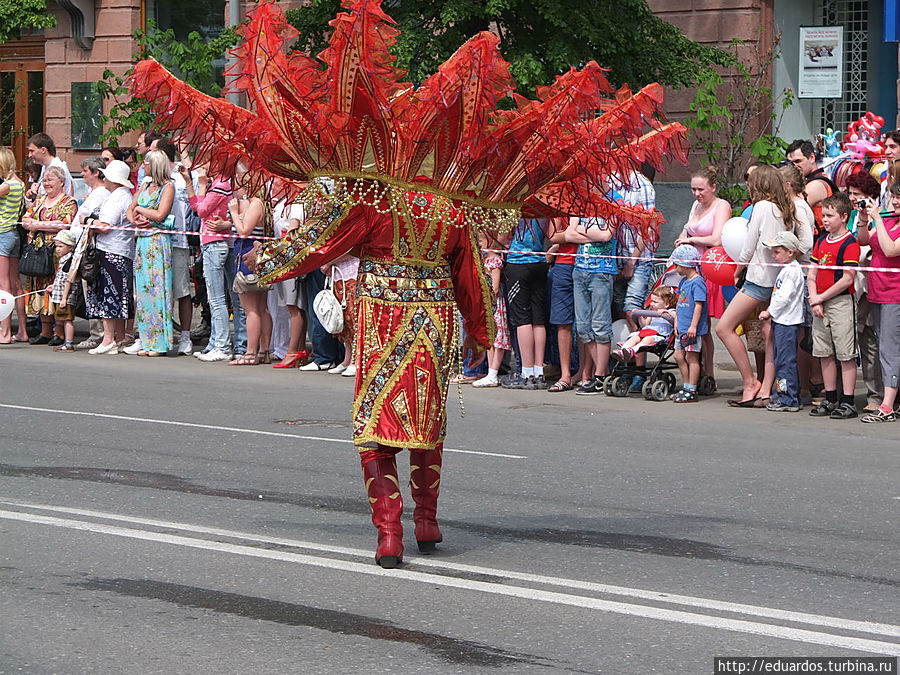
[816, 0, 868, 131]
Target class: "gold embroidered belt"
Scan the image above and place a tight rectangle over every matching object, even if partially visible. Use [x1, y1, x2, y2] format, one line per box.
[356, 259, 454, 303]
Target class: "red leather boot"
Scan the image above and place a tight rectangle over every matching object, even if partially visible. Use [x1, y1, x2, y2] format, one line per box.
[361, 447, 404, 568]
[409, 445, 443, 553]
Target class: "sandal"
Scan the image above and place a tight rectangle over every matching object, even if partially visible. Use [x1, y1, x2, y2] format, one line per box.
[548, 379, 573, 392]
[860, 408, 897, 423]
[229, 352, 259, 366]
[259, 350, 272, 364]
[672, 389, 698, 403]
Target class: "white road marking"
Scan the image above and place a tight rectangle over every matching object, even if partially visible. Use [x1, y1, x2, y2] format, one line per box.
[3, 500, 898, 638]
[0, 403, 524, 459]
[1, 503, 898, 655]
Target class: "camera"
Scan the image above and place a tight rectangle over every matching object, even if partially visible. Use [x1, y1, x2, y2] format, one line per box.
[857, 199, 868, 209]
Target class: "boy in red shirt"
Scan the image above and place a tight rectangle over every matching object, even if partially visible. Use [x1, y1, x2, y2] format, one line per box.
[808, 193, 860, 419]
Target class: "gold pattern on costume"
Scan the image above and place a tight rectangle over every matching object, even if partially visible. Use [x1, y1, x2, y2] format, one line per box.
[390, 391, 415, 439]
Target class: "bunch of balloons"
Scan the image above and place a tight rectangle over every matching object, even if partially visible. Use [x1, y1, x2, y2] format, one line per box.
[697, 217, 749, 285]
[842, 112, 885, 160]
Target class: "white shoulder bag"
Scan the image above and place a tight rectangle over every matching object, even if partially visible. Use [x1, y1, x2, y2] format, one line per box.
[313, 266, 345, 335]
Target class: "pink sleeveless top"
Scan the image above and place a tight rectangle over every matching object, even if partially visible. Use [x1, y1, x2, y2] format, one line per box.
[684, 198, 728, 317]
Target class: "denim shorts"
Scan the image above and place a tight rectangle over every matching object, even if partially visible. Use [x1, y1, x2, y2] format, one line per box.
[573, 268, 614, 343]
[0, 229, 21, 258]
[623, 259, 654, 312]
[741, 280, 773, 303]
[548, 262, 575, 325]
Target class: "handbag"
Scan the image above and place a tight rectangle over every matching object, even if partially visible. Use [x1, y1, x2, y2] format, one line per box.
[741, 317, 766, 353]
[80, 242, 102, 282]
[20, 234, 54, 277]
[313, 267, 345, 334]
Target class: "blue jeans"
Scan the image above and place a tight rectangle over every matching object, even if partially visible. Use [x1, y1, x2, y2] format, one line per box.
[224, 245, 246, 353]
[773, 322, 800, 406]
[573, 268, 614, 343]
[304, 269, 344, 364]
[623, 259, 653, 313]
[202, 243, 229, 351]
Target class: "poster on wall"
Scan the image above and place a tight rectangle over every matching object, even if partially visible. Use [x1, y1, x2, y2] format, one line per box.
[798, 26, 843, 98]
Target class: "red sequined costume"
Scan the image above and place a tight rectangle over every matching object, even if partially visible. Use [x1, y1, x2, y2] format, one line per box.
[129, 0, 686, 567]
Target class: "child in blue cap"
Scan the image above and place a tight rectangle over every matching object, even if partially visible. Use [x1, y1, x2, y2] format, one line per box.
[669, 244, 708, 402]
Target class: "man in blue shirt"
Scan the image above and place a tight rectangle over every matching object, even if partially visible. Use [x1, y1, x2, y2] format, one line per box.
[566, 215, 617, 395]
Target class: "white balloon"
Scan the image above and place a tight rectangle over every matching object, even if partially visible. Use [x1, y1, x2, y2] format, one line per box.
[721, 217, 749, 261]
[611, 318, 631, 345]
[0, 290, 14, 322]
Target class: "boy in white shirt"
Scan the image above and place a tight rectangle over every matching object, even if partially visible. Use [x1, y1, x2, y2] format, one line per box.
[759, 231, 806, 412]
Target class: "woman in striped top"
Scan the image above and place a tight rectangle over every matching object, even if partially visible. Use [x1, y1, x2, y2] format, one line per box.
[228, 180, 273, 365]
[0, 148, 27, 343]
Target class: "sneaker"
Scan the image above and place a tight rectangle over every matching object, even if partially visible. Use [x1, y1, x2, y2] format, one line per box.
[575, 376, 604, 395]
[299, 361, 335, 371]
[197, 348, 232, 362]
[628, 375, 645, 393]
[472, 375, 499, 388]
[190, 322, 211, 340]
[341, 364, 357, 377]
[76, 337, 100, 351]
[860, 408, 898, 423]
[328, 364, 348, 374]
[47, 336, 64, 347]
[177, 334, 193, 356]
[500, 373, 527, 389]
[117, 335, 136, 349]
[88, 342, 119, 355]
[830, 402, 858, 419]
[766, 400, 801, 412]
[122, 339, 143, 355]
[808, 400, 837, 417]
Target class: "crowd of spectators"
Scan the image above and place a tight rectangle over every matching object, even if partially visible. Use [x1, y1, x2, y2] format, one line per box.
[1, 130, 899, 423]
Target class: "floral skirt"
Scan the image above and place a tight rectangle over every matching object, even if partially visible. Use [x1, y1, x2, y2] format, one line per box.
[86, 251, 134, 320]
[134, 234, 174, 353]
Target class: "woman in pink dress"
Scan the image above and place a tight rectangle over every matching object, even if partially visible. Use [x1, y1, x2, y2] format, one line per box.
[674, 166, 732, 376]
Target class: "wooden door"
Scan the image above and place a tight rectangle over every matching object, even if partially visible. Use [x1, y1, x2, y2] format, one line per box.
[0, 38, 46, 171]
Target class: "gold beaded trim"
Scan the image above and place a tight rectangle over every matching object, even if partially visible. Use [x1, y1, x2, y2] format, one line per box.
[300, 174, 521, 234]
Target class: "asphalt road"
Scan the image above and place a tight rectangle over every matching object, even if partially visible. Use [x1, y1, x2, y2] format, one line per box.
[1, 343, 898, 673]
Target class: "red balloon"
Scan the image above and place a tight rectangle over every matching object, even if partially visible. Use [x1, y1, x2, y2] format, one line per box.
[701, 246, 737, 286]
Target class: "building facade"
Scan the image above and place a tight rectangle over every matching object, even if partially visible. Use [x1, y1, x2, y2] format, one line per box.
[0, 0, 897, 185]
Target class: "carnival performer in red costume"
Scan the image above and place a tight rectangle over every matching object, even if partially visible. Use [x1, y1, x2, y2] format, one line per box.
[130, 0, 686, 568]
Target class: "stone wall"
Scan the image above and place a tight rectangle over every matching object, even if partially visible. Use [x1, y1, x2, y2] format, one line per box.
[646, 0, 773, 181]
[44, 0, 142, 168]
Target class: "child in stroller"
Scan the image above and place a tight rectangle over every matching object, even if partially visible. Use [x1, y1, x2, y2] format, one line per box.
[612, 286, 676, 362]
[604, 265, 717, 400]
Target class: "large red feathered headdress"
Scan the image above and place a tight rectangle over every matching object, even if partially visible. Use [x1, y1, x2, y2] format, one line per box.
[129, 0, 687, 236]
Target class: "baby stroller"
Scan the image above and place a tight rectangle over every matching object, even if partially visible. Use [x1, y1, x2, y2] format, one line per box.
[602, 261, 717, 401]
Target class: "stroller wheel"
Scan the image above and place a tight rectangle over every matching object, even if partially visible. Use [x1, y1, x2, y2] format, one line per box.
[663, 372, 677, 392]
[642, 379, 654, 400]
[610, 376, 629, 397]
[651, 380, 669, 402]
[603, 376, 615, 396]
[699, 375, 717, 396]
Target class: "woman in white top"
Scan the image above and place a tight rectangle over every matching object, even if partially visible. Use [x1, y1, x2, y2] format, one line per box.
[715, 164, 798, 406]
[777, 164, 815, 261]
